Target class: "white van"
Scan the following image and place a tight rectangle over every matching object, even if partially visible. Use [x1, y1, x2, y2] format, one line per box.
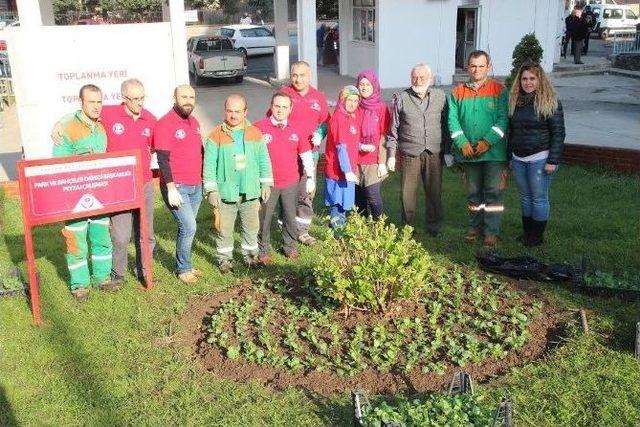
[591, 4, 640, 39]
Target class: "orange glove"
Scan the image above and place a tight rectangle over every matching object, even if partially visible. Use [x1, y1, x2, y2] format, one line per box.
[460, 143, 475, 158]
[474, 140, 491, 156]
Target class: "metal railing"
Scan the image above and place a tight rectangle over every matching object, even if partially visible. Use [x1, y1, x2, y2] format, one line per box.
[0, 52, 13, 111]
[612, 32, 640, 55]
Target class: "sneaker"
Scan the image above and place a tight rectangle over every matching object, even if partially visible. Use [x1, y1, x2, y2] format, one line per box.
[284, 249, 300, 259]
[98, 277, 123, 292]
[298, 233, 317, 246]
[464, 229, 481, 242]
[191, 268, 204, 277]
[483, 234, 498, 248]
[177, 271, 198, 283]
[257, 254, 272, 265]
[218, 260, 233, 273]
[71, 287, 89, 302]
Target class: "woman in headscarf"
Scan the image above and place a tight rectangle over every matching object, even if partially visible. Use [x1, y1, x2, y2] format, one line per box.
[324, 85, 361, 229]
[355, 70, 390, 220]
[508, 62, 565, 246]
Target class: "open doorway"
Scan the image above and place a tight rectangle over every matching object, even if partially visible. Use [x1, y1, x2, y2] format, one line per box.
[456, 7, 478, 69]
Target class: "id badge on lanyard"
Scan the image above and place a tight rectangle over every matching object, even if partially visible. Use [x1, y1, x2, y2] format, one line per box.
[235, 153, 247, 170]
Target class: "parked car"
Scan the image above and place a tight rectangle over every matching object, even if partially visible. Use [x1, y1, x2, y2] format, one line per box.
[187, 36, 247, 85]
[219, 24, 276, 57]
[591, 4, 640, 39]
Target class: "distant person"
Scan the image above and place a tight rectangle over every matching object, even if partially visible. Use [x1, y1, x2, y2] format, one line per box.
[52, 84, 115, 301]
[155, 85, 204, 284]
[323, 26, 338, 65]
[582, 5, 595, 55]
[508, 62, 565, 246]
[316, 24, 327, 65]
[240, 13, 252, 25]
[567, 5, 589, 64]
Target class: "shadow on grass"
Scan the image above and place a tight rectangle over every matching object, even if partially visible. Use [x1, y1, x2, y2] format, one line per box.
[0, 384, 18, 427]
[301, 389, 354, 426]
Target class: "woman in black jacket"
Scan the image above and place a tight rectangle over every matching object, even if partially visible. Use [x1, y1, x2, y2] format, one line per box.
[508, 63, 566, 246]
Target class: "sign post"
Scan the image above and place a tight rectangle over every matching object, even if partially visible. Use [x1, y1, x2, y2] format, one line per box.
[17, 150, 153, 324]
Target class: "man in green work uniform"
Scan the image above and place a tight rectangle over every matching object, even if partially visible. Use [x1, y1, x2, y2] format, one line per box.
[53, 84, 116, 301]
[203, 94, 273, 273]
[448, 50, 509, 248]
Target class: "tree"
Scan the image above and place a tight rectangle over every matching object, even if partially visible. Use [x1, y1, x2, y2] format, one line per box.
[219, 0, 239, 15]
[505, 33, 544, 88]
[317, 0, 338, 20]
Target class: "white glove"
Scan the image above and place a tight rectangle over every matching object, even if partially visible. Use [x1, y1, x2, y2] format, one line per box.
[444, 154, 454, 168]
[359, 144, 376, 153]
[167, 186, 183, 208]
[377, 164, 388, 178]
[345, 172, 358, 183]
[305, 178, 316, 194]
[311, 132, 323, 147]
[387, 156, 396, 172]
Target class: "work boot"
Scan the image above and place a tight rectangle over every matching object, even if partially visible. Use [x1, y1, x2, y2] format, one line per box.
[298, 233, 317, 246]
[464, 229, 481, 242]
[518, 216, 533, 245]
[257, 253, 272, 265]
[526, 220, 547, 247]
[284, 249, 300, 259]
[177, 271, 198, 284]
[190, 268, 204, 277]
[71, 287, 89, 302]
[98, 276, 123, 292]
[218, 260, 234, 273]
[483, 234, 498, 248]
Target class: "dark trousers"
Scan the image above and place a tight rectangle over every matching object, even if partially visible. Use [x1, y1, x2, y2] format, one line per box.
[355, 182, 384, 220]
[259, 183, 298, 255]
[111, 181, 155, 279]
[582, 33, 590, 55]
[399, 151, 443, 233]
[573, 39, 584, 63]
[463, 161, 506, 236]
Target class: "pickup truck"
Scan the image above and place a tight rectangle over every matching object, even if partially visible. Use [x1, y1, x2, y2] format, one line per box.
[187, 36, 247, 85]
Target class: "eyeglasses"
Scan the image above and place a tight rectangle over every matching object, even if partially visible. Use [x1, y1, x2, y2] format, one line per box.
[124, 96, 145, 103]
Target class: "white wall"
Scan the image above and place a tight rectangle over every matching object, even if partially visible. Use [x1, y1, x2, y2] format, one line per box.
[479, 0, 563, 78]
[377, 0, 458, 87]
[343, 0, 563, 88]
[7, 23, 182, 159]
[339, 0, 378, 80]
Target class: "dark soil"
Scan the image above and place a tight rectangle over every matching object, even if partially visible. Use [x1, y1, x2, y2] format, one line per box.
[176, 278, 566, 396]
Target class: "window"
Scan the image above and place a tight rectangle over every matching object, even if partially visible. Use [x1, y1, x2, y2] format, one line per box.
[625, 9, 637, 20]
[353, 0, 375, 43]
[603, 8, 623, 19]
[241, 29, 257, 37]
[220, 28, 235, 38]
[254, 27, 273, 37]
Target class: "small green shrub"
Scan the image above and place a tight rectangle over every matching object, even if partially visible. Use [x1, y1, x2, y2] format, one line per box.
[313, 214, 432, 314]
[363, 393, 495, 427]
[505, 32, 544, 89]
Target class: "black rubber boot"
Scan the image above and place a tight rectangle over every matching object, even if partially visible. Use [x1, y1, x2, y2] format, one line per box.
[526, 220, 547, 247]
[518, 216, 533, 245]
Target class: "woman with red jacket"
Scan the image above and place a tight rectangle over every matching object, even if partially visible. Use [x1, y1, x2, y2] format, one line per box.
[324, 85, 361, 229]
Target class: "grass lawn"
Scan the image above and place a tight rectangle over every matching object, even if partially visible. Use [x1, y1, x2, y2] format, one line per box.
[1, 165, 639, 426]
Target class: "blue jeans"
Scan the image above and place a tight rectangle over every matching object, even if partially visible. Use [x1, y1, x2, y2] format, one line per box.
[329, 204, 347, 229]
[511, 158, 555, 221]
[162, 182, 202, 274]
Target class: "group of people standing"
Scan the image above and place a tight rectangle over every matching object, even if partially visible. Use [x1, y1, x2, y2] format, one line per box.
[563, 4, 596, 64]
[50, 52, 565, 300]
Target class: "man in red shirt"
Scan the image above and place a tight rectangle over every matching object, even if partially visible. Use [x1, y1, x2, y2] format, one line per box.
[154, 85, 204, 284]
[254, 92, 315, 264]
[52, 78, 157, 288]
[102, 79, 157, 286]
[279, 61, 329, 246]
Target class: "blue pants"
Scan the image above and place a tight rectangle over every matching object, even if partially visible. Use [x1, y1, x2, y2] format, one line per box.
[511, 158, 555, 221]
[162, 182, 203, 274]
[329, 204, 347, 229]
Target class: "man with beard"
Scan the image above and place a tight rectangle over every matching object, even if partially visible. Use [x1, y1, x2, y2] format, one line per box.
[52, 84, 114, 301]
[448, 51, 508, 248]
[279, 61, 329, 246]
[386, 63, 449, 237]
[154, 85, 204, 283]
